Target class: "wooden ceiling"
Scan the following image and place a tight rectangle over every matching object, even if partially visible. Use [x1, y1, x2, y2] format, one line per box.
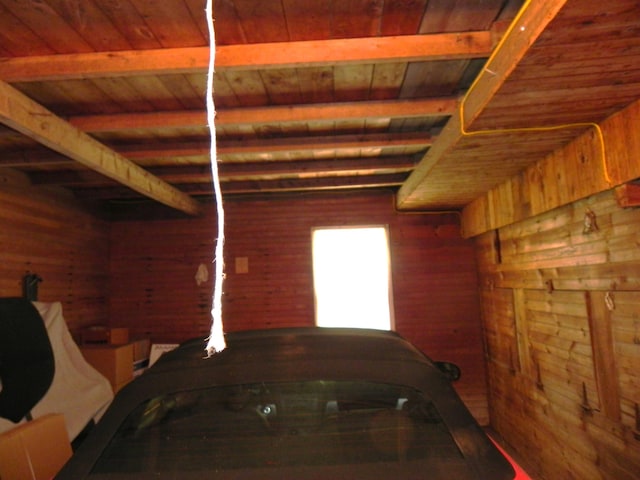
[0, 0, 639, 216]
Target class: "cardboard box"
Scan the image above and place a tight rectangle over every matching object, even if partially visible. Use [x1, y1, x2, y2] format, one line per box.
[81, 325, 129, 345]
[0, 414, 72, 480]
[81, 343, 134, 392]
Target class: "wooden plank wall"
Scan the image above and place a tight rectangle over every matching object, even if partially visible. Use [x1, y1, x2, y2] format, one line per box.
[109, 191, 490, 423]
[463, 98, 640, 238]
[476, 189, 640, 480]
[0, 169, 110, 330]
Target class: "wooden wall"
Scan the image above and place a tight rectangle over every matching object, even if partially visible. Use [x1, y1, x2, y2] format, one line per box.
[0, 169, 110, 331]
[476, 189, 640, 480]
[109, 191, 490, 423]
[463, 93, 640, 479]
[463, 98, 640, 238]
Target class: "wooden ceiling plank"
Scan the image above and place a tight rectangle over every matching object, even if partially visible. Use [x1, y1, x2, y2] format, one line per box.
[231, 0, 288, 43]
[295, 66, 335, 104]
[0, 3, 54, 57]
[330, 0, 384, 39]
[370, 63, 408, 101]
[0, 79, 200, 215]
[380, 0, 429, 36]
[223, 69, 270, 108]
[0, 0, 94, 54]
[419, 0, 507, 33]
[397, 0, 570, 209]
[334, 64, 375, 102]
[126, 0, 207, 48]
[44, 0, 134, 52]
[93, 0, 164, 50]
[0, 32, 492, 82]
[66, 97, 457, 132]
[282, 0, 331, 41]
[259, 68, 303, 105]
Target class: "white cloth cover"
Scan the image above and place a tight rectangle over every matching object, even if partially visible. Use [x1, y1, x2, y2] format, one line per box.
[0, 302, 114, 439]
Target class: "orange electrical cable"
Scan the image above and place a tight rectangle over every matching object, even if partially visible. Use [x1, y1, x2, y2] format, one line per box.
[458, 0, 611, 185]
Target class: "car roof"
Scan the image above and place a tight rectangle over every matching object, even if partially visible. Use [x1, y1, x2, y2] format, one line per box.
[150, 327, 432, 377]
[57, 327, 515, 479]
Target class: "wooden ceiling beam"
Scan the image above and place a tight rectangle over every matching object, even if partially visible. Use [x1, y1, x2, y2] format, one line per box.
[0, 79, 201, 215]
[216, 32, 492, 71]
[1, 132, 430, 167]
[397, 0, 570, 210]
[216, 132, 430, 156]
[220, 156, 416, 178]
[72, 173, 409, 199]
[218, 173, 410, 194]
[30, 156, 416, 187]
[0, 32, 492, 82]
[120, 132, 430, 158]
[67, 98, 457, 132]
[0, 150, 72, 168]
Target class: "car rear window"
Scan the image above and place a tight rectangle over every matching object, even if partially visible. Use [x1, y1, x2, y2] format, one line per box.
[91, 381, 463, 474]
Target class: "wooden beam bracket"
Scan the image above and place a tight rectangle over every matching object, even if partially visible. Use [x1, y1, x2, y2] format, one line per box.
[580, 382, 597, 417]
[535, 359, 544, 391]
[614, 182, 640, 208]
[582, 208, 599, 234]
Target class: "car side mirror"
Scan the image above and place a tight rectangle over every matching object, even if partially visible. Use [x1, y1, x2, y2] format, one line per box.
[435, 361, 461, 382]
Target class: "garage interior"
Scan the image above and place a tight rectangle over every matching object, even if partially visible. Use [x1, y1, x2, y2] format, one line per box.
[1, 0, 640, 478]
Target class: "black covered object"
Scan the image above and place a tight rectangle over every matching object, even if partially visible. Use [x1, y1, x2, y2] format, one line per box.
[0, 297, 55, 422]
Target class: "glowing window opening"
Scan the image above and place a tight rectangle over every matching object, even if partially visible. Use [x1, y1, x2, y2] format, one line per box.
[312, 226, 394, 330]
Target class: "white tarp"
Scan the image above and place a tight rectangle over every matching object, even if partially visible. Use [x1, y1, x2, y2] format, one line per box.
[0, 302, 113, 440]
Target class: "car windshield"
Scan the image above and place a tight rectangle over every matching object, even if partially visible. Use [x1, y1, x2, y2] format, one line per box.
[92, 381, 463, 475]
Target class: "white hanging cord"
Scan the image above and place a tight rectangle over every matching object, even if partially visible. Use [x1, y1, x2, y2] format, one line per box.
[205, 0, 226, 355]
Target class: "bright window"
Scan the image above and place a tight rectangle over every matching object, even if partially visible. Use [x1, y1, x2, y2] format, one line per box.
[312, 226, 394, 330]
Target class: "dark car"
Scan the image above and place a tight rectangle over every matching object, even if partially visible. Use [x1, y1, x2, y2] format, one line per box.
[57, 327, 515, 479]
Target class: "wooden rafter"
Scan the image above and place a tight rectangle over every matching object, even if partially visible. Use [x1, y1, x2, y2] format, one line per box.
[0, 32, 493, 82]
[0, 132, 430, 168]
[29, 156, 416, 187]
[0, 79, 201, 215]
[73, 173, 409, 198]
[67, 98, 456, 132]
[117, 132, 429, 161]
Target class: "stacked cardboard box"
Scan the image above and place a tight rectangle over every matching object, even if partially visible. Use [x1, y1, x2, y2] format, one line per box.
[80, 343, 134, 392]
[80, 325, 129, 345]
[0, 414, 72, 480]
[79, 326, 151, 392]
